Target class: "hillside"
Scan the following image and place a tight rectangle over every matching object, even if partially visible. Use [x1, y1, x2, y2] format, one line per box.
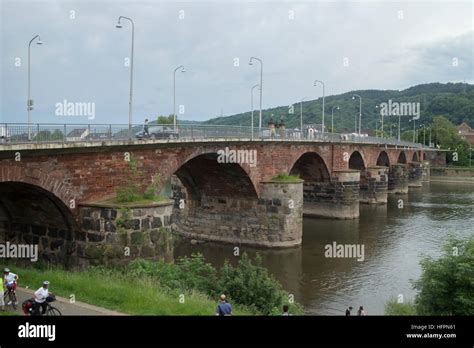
[202, 83, 474, 132]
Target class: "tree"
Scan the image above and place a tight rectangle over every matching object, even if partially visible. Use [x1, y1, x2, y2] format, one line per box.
[412, 236, 474, 315]
[430, 116, 470, 166]
[400, 130, 414, 142]
[157, 114, 175, 125]
[33, 129, 64, 141]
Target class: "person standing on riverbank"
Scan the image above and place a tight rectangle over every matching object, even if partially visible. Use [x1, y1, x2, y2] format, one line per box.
[345, 306, 353, 316]
[215, 294, 232, 316]
[282, 304, 290, 316]
[357, 306, 366, 316]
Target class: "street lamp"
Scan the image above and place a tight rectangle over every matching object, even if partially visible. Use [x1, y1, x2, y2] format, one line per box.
[173, 65, 185, 131]
[409, 117, 416, 143]
[249, 57, 263, 137]
[352, 94, 362, 135]
[299, 97, 308, 135]
[314, 80, 325, 134]
[27, 34, 43, 140]
[116, 16, 135, 139]
[331, 106, 340, 133]
[375, 104, 384, 138]
[390, 124, 397, 138]
[251, 84, 259, 140]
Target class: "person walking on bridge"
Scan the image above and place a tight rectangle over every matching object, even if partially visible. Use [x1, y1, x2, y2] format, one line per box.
[143, 118, 149, 137]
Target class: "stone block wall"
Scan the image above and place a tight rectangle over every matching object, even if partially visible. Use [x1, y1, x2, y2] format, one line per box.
[303, 170, 360, 219]
[388, 164, 408, 194]
[77, 201, 175, 265]
[359, 166, 388, 204]
[172, 181, 303, 248]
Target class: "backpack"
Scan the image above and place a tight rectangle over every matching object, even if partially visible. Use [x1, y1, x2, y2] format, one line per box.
[22, 298, 34, 315]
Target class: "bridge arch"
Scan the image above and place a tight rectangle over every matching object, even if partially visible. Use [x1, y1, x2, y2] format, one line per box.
[376, 151, 390, 167]
[397, 151, 407, 164]
[289, 152, 331, 182]
[412, 152, 419, 162]
[172, 152, 258, 199]
[349, 151, 366, 170]
[0, 182, 77, 264]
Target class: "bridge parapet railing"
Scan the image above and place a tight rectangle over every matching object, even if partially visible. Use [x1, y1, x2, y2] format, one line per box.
[0, 123, 427, 149]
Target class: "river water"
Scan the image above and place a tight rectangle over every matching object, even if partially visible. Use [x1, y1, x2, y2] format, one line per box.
[174, 182, 474, 315]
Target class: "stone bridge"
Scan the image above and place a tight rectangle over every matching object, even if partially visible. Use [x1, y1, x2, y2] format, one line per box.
[0, 140, 436, 265]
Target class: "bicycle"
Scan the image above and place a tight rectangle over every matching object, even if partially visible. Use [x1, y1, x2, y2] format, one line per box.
[3, 287, 18, 310]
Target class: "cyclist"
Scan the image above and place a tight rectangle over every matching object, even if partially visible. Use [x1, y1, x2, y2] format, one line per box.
[3, 268, 18, 305]
[32, 281, 50, 316]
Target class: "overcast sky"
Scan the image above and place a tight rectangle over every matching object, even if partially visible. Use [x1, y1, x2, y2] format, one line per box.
[1, 0, 472, 124]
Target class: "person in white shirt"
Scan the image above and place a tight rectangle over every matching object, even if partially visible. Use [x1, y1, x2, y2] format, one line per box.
[33, 281, 50, 316]
[3, 268, 18, 306]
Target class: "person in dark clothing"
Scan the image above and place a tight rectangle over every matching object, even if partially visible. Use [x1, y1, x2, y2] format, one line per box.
[143, 118, 149, 137]
[345, 306, 353, 316]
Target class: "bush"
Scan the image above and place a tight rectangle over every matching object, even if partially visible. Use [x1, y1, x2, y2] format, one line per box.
[413, 236, 474, 315]
[271, 173, 301, 182]
[384, 297, 416, 315]
[127, 253, 303, 315]
[116, 185, 142, 203]
[216, 253, 287, 315]
[128, 254, 217, 294]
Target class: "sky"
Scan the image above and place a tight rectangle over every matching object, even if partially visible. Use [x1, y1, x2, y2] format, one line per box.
[0, 0, 473, 125]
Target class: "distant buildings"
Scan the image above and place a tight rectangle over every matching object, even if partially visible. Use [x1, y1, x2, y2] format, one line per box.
[458, 122, 474, 145]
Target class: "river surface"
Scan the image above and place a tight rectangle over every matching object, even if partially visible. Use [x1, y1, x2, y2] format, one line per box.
[174, 182, 474, 315]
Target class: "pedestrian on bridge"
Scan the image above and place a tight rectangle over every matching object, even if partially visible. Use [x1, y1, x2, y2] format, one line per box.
[143, 118, 149, 137]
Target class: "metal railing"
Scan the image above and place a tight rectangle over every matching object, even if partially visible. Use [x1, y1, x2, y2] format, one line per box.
[0, 123, 428, 149]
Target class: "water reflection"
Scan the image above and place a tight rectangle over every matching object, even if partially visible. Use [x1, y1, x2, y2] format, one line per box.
[174, 182, 474, 315]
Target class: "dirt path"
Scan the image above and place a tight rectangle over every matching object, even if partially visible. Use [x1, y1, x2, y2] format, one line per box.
[3, 287, 126, 316]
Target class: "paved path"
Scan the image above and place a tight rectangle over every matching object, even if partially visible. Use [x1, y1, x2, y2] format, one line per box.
[3, 287, 126, 316]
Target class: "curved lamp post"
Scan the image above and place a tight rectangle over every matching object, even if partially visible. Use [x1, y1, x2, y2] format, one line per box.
[331, 105, 339, 133]
[314, 80, 325, 134]
[116, 16, 135, 138]
[250, 84, 259, 139]
[249, 57, 263, 136]
[27, 34, 43, 140]
[173, 65, 185, 131]
[352, 94, 362, 134]
[300, 97, 307, 135]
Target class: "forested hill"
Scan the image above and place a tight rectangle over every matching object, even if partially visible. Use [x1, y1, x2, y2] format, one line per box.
[202, 83, 474, 132]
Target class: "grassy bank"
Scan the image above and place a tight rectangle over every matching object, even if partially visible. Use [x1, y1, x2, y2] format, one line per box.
[0, 264, 256, 315]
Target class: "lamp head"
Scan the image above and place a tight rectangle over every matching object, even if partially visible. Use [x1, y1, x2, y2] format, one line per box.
[37, 37, 43, 45]
[352, 96, 356, 100]
[336, 106, 340, 110]
[116, 21, 123, 28]
[248, 60, 253, 65]
[181, 66, 186, 73]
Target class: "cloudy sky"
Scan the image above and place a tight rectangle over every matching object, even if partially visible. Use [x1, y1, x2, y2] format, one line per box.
[0, 0, 472, 124]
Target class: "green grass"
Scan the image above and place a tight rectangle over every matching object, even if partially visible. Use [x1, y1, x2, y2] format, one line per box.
[434, 166, 474, 171]
[384, 297, 417, 316]
[270, 173, 302, 182]
[101, 196, 168, 206]
[2, 265, 256, 316]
